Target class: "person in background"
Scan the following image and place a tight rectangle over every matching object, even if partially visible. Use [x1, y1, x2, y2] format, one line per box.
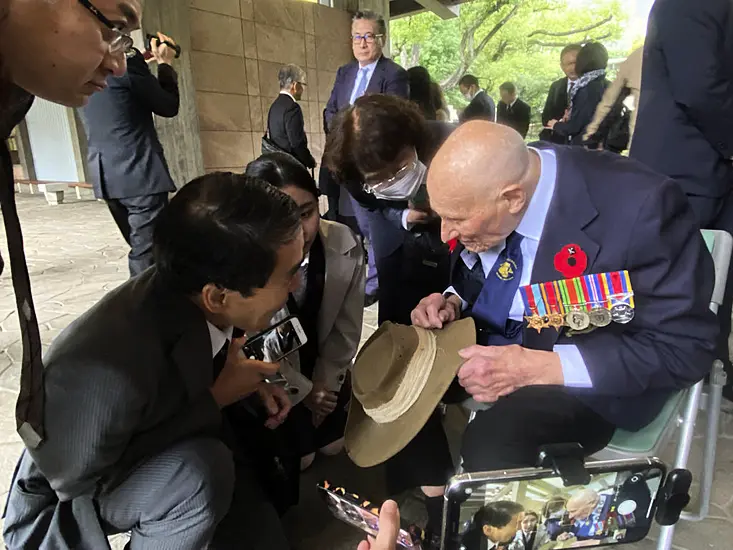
[4, 174, 299, 549]
[324, 10, 409, 307]
[458, 74, 496, 123]
[547, 42, 609, 145]
[244, 153, 364, 476]
[408, 66, 438, 120]
[631, 0, 733, 401]
[508, 511, 550, 550]
[431, 81, 450, 121]
[324, 94, 453, 330]
[266, 64, 316, 170]
[461, 501, 525, 550]
[79, 32, 179, 277]
[540, 44, 581, 143]
[584, 46, 643, 152]
[496, 82, 531, 139]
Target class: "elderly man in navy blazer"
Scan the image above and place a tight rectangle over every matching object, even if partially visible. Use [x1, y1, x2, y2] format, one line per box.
[324, 9, 409, 304]
[401, 122, 717, 546]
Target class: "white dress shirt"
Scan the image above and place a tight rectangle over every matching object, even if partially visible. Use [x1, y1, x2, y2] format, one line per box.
[207, 322, 234, 358]
[279, 90, 296, 101]
[445, 148, 592, 388]
[349, 58, 379, 105]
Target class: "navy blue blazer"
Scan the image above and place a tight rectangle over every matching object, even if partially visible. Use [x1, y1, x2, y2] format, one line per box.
[630, 0, 733, 199]
[324, 56, 408, 130]
[451, 145, 718, 431]
[80, 50, 179, 200]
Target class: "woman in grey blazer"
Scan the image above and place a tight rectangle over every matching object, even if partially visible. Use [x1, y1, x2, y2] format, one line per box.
[245, 153, 366, 475]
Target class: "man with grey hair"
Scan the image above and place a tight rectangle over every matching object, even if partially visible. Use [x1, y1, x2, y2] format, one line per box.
[266, 63, 315, 169]
[401, 121, 716, 546]
[323, 9, 409, 304]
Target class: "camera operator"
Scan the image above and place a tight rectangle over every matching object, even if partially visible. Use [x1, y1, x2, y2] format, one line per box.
[79, 30, 180, 277]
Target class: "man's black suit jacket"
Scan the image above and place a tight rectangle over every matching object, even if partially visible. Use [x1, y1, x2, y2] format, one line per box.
[540, 77, 570, 143]
[497, 98, 531, 138]
[630, 0, 733, 202]
[79, 50, 179, 199]
[460, 90, 496, 123]
[267, 93, 316, 169]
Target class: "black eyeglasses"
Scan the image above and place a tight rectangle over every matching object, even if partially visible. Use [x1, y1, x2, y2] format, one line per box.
[78, 0, 134, 54]
[351, 33, 384, 44]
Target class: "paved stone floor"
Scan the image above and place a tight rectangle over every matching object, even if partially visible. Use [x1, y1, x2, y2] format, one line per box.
[0, 193, 731, 549]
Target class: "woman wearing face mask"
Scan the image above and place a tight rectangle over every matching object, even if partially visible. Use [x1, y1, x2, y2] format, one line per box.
[243, 153, 365, 510]
[324, 94, 455, 326]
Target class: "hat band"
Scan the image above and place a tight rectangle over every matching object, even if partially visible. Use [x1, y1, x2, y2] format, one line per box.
[362, 327, 437, 424]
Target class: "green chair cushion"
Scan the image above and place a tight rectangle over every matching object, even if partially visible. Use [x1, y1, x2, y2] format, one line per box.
[607, 391, 686, 454]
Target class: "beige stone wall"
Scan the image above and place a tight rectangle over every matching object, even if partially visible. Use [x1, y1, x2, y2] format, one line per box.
[189, 0, 354, 173]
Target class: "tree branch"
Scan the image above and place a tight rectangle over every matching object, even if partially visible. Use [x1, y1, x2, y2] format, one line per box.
[527, 15, 613, 38]
[528, 31, 611, 48]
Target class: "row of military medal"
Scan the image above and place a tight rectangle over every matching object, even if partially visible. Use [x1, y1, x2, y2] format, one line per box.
[520, 271, 635, 333]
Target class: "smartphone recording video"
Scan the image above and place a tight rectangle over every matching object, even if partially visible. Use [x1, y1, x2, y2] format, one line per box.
[444, 458, 666, 550]
[242, 316, 307, 364]
[318, 483, 416, 549]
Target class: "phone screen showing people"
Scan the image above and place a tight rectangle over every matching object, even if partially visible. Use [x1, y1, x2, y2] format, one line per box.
[242, 316, 307, 364]
[317, 483, 416, 549]
[447, 464, 664, 550]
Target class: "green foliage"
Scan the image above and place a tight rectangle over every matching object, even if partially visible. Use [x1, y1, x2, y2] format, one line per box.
[390, 0, 631, 138]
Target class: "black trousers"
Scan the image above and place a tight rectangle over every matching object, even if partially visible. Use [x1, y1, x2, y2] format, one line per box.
[385, 386, 616, 495]
[107, 193, 168, 278]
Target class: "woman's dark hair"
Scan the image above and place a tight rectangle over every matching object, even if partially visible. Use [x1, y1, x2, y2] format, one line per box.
[245, 152, 319, 199]
[430, 81, 447, 112]
[324, 94, 429, 179]
[408, 66, 437, 120]
[154, 172, 301, 297]
[575, 42, 609, 75]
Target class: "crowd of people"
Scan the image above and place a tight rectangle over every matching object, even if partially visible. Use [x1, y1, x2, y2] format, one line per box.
[0, 0, 731, 549]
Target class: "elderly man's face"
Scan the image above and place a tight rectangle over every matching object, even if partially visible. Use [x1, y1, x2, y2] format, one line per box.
[1, 0, 141, 106]
[352, 18, 383, 65]
[432, 188, 522, 253]
[561, 50, 579, 80]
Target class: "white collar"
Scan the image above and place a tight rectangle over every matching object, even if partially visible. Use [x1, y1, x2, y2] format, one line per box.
[510, 98, 518, 107]
[279, 90, 296, 101]
[206, 322, 234, 358]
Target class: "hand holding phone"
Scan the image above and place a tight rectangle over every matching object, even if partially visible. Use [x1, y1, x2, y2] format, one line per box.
[357, 500, 401, 550]
[210, 334, 280, 408]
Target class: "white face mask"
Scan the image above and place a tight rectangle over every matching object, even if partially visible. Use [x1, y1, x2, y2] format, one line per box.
[463, 92, 473, 101]
[370, 160, 427, 201]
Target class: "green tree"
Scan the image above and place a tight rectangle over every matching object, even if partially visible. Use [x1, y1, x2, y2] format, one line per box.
[391, 0, 629, 135]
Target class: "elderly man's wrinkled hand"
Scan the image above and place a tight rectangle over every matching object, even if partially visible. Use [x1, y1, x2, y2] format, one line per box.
[457, 345, 564, 402]
[411, 293, 461, 329]
[258, 382, 292, 429]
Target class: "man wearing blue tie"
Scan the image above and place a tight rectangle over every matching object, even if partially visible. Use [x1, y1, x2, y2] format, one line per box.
[398, 122, 717, 548]
[324, 10, 409, 305]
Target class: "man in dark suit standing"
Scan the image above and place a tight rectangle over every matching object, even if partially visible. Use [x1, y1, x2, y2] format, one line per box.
[267, 64, 315, 169]
[3, 174, 300, 550]
[458, 74, 496, 123]
[79, 33, 179, 278]
[540, 44, 581, 143]
[401, 122, 716, 545]
[497, 82, 531, 139]
[324, 9, 409, 304]
[630, 0, 733, 397]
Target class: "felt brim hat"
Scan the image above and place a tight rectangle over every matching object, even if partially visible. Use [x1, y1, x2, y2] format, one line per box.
[345, 318, 476, 468]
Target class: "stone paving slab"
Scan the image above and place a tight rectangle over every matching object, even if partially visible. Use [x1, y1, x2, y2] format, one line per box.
[0, 194, 731, 549]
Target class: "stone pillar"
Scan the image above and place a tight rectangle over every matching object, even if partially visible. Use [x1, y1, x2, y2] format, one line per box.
[142, 0, 204, 186]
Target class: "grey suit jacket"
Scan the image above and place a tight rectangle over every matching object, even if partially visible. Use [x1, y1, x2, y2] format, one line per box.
[3, 269, 222, 549]
[276, 220, 365, 403]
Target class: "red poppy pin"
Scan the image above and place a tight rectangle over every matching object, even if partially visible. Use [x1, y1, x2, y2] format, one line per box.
[554, 243, 587, 278]
[448, 238, 458, 252]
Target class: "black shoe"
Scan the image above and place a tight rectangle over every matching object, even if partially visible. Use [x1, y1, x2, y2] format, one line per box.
[364, 293, 379, 308]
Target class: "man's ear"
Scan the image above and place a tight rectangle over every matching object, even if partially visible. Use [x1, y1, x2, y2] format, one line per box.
[200, 283, 228, 315]
[482, 524, 492, 539]
[500, 183, 527, 215]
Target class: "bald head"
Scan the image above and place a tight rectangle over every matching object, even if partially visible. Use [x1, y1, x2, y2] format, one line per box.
[427, 122, 539, 252]
[567, 489, 601, 520]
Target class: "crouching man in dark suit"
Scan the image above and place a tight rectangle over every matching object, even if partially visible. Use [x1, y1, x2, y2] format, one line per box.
[403, 122, 717, 546]
[79, 34, 179, 278]
[3, 174, 304, 549]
